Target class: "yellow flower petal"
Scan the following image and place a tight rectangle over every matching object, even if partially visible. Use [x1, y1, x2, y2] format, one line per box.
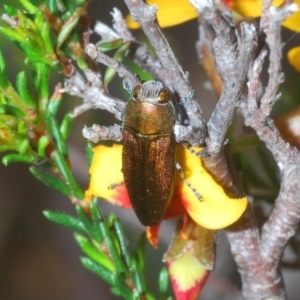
[288, 46, 300, 72]
[226, 0, 263, 17]
[87, 144, 131, 208]
[88, 143, 247, 229]
[176, 145, 248, 230]
[226, 0, 299, 30]
[127, 0, 198, 29]
[167, 251, 209, 300]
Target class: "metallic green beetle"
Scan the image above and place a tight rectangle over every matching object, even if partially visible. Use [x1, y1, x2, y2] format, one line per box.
[122, 81, 176, 226]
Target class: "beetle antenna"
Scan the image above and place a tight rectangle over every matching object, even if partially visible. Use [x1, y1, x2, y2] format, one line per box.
[175, 163, 202, 201]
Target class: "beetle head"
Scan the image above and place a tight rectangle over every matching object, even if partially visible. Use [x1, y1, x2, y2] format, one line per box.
[132, 81, 171, 105]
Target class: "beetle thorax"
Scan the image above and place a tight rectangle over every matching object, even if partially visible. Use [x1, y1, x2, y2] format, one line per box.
[124, 99, 175, 135]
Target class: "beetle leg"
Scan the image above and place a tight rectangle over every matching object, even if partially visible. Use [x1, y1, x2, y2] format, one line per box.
[83, 124, 123, 143]
[175, 162, 202, 201]
[108, 181, 124, 190]
[187, 146, 207, 157]
[179, 90, 196, 105]
[180, 143, 207, 157]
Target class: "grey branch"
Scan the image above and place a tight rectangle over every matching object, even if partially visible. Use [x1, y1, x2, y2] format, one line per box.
[83, 124, 122, 143]
[191, 0, 256, 154]
[123, 0, 189, 97]
[94, 9, 170, 84]
[64, 69, 125, 120]
[85, 43, 139, 89]
[111, 8, 133, 41]
[227, 0, 300, 298]
[94, 20, 120, 41]
[255, 1, 300, 261]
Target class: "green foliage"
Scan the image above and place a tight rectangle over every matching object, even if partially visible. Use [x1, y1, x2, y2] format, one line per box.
[44, 199, 160, 299]
[52, 150, 84, 199]
[56, 7, 83, 47]
[30, 165, 72, 197]
[0, 0, 93, 199]
[43, 210, 86, 232]
[159, 267, 170, 300]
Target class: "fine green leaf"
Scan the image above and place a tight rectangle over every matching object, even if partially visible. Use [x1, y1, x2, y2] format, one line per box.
[52, 151, 84, 200]
[2, 153, 33, 165]
[57, 7, 82, 47]
[80, 257, 115, 285]
[76, 204, 103, 243]
[133, 233, 146, 272]
[124, 57, 153, 82]
[0, 26, 25, 43]
[3, 5, 18, 16]
[16, 71, 35, 108]
[0, 104, 24, 118]
[104, 42, 130, 86]
[46, 111, 69, 157]
[74, 0, 86, 5]
[103, 67, 117, 87]
[40, 21, 54, 54]
[99, 218, 127, 275]
[110, 286, 122, 297]
[30, 165, 71, 197]
[89, 198, 104, 221]
[145, 291, 156, 300]
[60, 112, 74, 140]
[43, 210, 86, 233]
[19, 0, 39, 13]
[37, 135, 50, 157]
[25, 55, 52, 66]
[45, 0, 58, 14]
[37, 64, 50, 114]
[86, 142, 94, 169]
[0, 50, 7, 74]
[33, 10, 45, 33]
[112, 217, 130, 267]
[129, 258, 145, 295]
[18, 139, 29, 155]
[61, 0, 76, 15]
[77, 55, 88, 70]
[17, 120, 27, 135]
[48, 92, 62, 116]
[158, 267, 170, 300]
[114, 274, 136, 300]
[61, 10, 72, 22]
[74, 233, 115, 272]
[0, 72, 9, 89]
[98, 39, 125, 52]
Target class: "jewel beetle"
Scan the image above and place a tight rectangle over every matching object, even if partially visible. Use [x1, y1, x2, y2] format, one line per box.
[122, 81, 176, 226]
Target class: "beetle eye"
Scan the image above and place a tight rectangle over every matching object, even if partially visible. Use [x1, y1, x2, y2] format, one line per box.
[133, 83, 142, 99]
[158, 88, 170, 103]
